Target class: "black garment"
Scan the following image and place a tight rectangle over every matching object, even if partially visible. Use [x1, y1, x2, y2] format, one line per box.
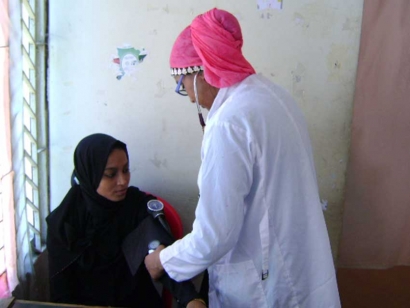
[199, 270, 209, 306]
[46, 134, 199, 307]
[122, 214, 200, 308]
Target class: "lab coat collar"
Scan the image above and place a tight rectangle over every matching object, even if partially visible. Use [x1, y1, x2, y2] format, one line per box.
[207, 80, 241, 121]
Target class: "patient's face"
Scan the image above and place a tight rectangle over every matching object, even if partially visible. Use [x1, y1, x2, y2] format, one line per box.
[97, 148, 130, 201]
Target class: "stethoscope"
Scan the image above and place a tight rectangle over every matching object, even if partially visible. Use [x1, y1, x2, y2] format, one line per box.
[193, 72, 206, 133]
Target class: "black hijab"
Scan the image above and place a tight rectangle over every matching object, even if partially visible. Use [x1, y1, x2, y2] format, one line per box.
[47, 133, 149, 275]
[46, 134, 199, 307]
[73, 133, 129, 229]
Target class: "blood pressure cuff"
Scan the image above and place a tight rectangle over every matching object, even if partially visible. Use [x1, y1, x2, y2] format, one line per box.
[122, 215, 174, 275]
[122, 216, 201, 307]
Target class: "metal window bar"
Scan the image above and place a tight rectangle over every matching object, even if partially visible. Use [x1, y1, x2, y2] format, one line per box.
[21, 0, 44, 254]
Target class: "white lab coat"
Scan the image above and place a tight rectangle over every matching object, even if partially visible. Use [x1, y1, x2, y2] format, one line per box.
[160, 74, 341, 308]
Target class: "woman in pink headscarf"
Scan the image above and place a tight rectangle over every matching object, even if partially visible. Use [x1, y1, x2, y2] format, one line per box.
[146, 8, 340, 308]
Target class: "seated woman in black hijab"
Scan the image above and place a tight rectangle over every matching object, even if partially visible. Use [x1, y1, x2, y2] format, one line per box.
[46, 133, 206, 308]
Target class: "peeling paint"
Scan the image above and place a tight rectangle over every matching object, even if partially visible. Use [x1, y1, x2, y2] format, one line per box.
[146, 4, 160, 11]
[327, 44, 349, 82]
[150, 154, 168, 169]
[260, 12, 273, 19]
[294, 13, 309, 28]
[155, 80, 167, 98]
[149, 29, 158, 35]
[296, 2, 337, 37]
[342, 17, 361, 31]
[291, 62, 306, 99]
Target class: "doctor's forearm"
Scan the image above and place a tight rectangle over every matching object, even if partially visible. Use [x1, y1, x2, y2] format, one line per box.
[159, 217, 242, 281]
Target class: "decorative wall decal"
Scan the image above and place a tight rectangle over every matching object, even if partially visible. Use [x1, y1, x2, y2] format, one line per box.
[257, 0, 283, 11]
[112, 45, 147, 80]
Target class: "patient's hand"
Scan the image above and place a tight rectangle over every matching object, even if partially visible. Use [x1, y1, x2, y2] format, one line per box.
[144, 244, 165, 280]
[187, 299, 207, 308]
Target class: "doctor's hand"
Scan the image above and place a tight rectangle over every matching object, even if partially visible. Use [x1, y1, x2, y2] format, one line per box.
[144, 244, 165, 280]
[187, 299, 207, 308]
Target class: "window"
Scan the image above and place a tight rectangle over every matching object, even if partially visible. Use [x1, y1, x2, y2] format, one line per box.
[20, 0, 48, 255]
[1, 0, 48, 295]
[5, 0, 49, 283]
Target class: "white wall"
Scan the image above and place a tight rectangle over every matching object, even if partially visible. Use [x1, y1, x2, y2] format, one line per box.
[48, 0, 364, 258]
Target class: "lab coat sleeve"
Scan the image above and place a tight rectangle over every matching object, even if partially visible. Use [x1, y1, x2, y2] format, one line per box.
[160, 122, 254, 281]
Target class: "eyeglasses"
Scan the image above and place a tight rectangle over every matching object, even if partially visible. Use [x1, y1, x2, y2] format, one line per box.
[175, 75, 188, 96]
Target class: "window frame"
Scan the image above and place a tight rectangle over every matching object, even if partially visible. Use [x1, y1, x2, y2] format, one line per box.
[8, 0, 49, 280]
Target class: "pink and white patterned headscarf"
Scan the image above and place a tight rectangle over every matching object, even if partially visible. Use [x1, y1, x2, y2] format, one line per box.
[169, 8, 255, 88]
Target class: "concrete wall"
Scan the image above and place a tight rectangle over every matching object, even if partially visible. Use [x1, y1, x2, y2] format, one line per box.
[48, 0, 364, 258]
